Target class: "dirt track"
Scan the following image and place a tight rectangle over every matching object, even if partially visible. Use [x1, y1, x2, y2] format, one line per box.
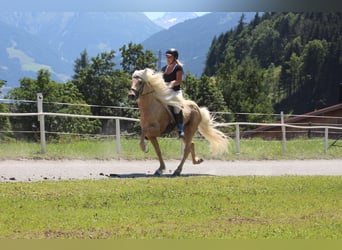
[0, 159, 341, 182]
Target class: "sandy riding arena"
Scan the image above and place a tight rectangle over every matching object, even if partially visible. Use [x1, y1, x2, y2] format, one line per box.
[0, 159, 341, 182]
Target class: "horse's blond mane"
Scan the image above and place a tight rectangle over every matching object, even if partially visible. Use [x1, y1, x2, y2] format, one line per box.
[133, 68, 185, 109]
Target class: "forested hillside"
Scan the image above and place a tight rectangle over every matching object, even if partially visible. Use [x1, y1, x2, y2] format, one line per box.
[204, 12, 342, 115]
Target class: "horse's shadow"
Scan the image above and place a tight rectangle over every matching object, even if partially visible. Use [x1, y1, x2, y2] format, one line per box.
[105, 173, 213, 179]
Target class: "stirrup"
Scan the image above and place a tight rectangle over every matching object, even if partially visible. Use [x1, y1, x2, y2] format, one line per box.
[178, 131, 185, 138]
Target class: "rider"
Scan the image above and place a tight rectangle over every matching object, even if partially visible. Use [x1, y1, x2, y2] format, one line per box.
[161, 48, 185, 138]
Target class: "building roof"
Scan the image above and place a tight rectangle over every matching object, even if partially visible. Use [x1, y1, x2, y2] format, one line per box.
[246, 103, 342, 134]
[284, 102, 342, 124]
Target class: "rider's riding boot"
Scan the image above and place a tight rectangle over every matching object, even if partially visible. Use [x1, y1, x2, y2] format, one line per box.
[177, 123, 185, 138]
[175, 111, 184, 138]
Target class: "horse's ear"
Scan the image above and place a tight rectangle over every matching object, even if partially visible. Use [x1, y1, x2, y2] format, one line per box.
[144, 68, 152, 74]
[143, 68, 154, 80]
[132, 69, 145, 80]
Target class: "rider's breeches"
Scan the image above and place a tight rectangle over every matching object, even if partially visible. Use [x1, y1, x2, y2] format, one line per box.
[172, 90, 182, 114]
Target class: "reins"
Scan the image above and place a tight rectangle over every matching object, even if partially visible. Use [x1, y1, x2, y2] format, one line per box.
[141, 89, 155, 96]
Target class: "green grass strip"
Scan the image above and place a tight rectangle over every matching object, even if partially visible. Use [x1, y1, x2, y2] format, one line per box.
[0, 176, 341, 239]
[1, 137, 342, 160]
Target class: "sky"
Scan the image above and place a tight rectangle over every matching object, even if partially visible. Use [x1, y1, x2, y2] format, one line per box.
[144, 12, 209, 20]
[1, 1, 339, 12]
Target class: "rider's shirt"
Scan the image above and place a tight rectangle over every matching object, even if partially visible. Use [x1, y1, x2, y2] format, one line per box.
[161, 64, 183, 91]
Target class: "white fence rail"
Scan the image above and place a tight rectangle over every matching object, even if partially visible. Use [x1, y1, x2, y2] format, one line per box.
[1, 93, 342, 155]
[218, 122, 342, 154]
[1, 93, 139, 154]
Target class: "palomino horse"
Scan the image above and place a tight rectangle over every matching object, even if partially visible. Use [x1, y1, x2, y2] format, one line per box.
[128, 68, 229, 176]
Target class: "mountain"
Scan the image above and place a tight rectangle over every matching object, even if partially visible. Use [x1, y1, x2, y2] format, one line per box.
[1, 12, 254, 95]
[0, 20, 71, 94]
[48, 12, 163, 63]
[142, 12, 255, 76]
[152, 12, 199, 29]
[0, 12, 163, 93]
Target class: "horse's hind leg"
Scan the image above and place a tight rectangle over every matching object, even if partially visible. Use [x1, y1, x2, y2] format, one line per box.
[172, 140, 191, 176]
[139, 134, 149, 153]
[149, 137, 166, 175]
[173, 140, 204, 177]
[189, 142, 204, 165]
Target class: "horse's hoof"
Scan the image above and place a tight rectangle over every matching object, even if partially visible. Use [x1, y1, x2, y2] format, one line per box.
[193, 158, 204, 165]
[154, 169, 164, 176]
[140, 142, 149, 153]
[172, 171, 181, 177]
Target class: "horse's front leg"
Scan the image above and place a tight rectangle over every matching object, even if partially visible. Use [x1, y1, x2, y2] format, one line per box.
[149, 137, 166, 176]
[139, 122, 159, 153]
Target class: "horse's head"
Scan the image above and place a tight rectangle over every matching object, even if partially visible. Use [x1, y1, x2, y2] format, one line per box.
[128, 75, 144, 100]
[128, 69, 154, 100]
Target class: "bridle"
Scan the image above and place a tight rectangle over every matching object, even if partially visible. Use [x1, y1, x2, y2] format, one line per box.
[130, 76, 154, 99]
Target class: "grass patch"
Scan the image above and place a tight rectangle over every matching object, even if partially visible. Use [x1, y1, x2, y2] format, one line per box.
[1, 137, 341, 160]
[0, 176, 341, 239]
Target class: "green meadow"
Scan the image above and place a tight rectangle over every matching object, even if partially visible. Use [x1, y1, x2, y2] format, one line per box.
[0, 138, 341, 239]
[0, 176, 341, 239]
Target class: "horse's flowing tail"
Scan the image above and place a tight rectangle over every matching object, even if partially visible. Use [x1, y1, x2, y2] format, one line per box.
[198, 107, 229, 155]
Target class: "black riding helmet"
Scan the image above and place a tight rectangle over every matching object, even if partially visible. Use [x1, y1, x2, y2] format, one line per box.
[165, 48, 179, 59]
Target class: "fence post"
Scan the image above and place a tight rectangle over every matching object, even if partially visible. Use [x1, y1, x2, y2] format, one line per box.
[324, 127, 328, 153]
[281, 111, 286, 154]
[115, 118, 121, 155]
[37, 93, 46, 154]
[235, 123, 240, 154]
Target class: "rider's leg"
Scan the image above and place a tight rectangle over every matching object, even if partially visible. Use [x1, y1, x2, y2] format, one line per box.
[173, 106, 184, 138]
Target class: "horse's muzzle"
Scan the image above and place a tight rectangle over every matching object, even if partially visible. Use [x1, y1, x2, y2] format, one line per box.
[128, 94, 136, 100]
[128, 89, 137, 100]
